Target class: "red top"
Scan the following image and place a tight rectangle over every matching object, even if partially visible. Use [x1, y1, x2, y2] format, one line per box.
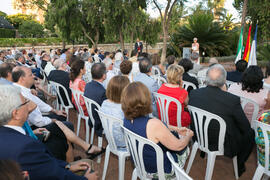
[157, 84, 191, 127]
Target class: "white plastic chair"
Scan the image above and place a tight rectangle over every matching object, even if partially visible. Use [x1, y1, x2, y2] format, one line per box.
[153, 92, 182, 128]
[182, 81, 197, 91]
[70, 88, 90, 143]
[186, 105, 239, 180]
[96, 110, 130, 180]
[226, 80, 235, 88]
[152, 66, 161, 76]
[83, 96, 104, 162]
[253, 121, 270, 180]
[240, 96, 259, 126]
[122, 126, 166, 180]
[166, 151, 193, 180]
[49, 81, 73, 121]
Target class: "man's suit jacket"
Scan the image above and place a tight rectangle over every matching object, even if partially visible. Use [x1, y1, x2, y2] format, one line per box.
[84, 80, 107, 136]
[0, 127, 85, 180]
[134, 42, 143, 52]
[227, 71, 243, 82]
[188, 86, 254, 158]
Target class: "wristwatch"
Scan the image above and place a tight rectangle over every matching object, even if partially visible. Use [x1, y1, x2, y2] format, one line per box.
[65, 163, 71, 170]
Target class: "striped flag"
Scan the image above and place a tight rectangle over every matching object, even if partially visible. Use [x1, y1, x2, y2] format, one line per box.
[243, 25, 252, 62]
[248, 25, 258, 67]
[235, 27, 244, 64]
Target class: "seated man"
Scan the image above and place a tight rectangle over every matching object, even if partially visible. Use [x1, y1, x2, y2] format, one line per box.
[84, 63, 107, 137]
[0, 85, 98, 180]
[0, 63, 16, 85]
[188, 64, 255, 176]
[227, 59, 247, 82]
[133, 57, 159, 116]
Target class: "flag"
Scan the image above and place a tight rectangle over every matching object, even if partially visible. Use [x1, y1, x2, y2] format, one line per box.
[248, 25, 258, 67]
[243, 25, 252, 62]
[235, 27, 244, 64]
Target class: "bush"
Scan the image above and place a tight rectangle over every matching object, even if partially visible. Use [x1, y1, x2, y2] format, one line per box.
[0, 28, 15, 38]
[0, 38, 62, 47]
[18, 21, 44, 38]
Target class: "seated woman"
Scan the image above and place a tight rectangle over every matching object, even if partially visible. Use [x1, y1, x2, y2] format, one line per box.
[178, 58, 199, 92]
[228, 66, 270, 122]
[122, 82, 193, 178]
[151, 53, 165, 76]
[120, 60, 133, 82]
[157, 64, 191, 127]
[100, 76, 130, 150]
[69, 59, 88, 116]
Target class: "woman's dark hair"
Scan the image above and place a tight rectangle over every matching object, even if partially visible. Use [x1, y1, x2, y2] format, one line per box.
[166, 55, 176, 65]
[178, 58, 193, 72]
[69, 55, 80, 66]
[120, 60, 132, 75]
[70, 59, 85, 82]
[241, 66, 263, 93]
[106, 76, 130, 103]
[235, 59, 247, 72]
[0, 160, 23, 180]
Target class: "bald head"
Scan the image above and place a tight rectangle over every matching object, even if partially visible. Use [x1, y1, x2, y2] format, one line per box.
[209, 58, 218, 65]
[206, 64, 226, 88]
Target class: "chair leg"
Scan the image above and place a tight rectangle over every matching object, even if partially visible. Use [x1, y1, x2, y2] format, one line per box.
[205, 153, 216, 180]
[252, 165, 264, 180]
[132, 169, 137, 180]
[186, 142, 199, 173]
[97, 136, 103, 163]
[232, 156, 239, 179]
[65, 108, 69, 121]
[90, 127, 95, 145]
[118, 155, 126, 180]
[76, 114, 81, 136]
[84, 118, 90, 143]
[102, 146, 110, 180]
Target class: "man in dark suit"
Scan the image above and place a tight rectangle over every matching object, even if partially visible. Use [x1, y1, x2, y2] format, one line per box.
[47, 59, 72, 106]
[84, 63, 107, 137]
[134, 38, 143, 53]
[0, 85, 97, 180]
[227, 59, 248, 82]
[188, 64, 254, 177]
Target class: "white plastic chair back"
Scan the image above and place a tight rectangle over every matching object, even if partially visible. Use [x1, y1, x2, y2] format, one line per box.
[252, 121, 270, 179]
[188, 72, 197, 78]
[166, 151, 193, 180]
[226, 80, 234, 88]
[240, 96, 259, 122]
[158, 76, 167, 86]
[188, 105, 226, 154]
[152, 66, 161, 76]
[97, 110, 125, 154]
[122, 126, 166, 180]
[153, 92, 182, 128]
[182, 81, 197, 91]
[70, 88, 86, 118]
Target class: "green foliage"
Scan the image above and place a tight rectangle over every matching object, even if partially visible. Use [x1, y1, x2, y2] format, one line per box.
[6, 14, 34, 29]
[168, 3, 186, 34]
[258, 45, 270, 61]
[0, 28, 16, 38]
[171, 12, 231, 57]
[0, 11, 7, 17]
[18, 20, 44, 38]
[141, 18, 161, 47]
[0, 38, 62, 47]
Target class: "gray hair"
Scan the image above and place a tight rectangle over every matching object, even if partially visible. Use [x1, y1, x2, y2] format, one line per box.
[81, 52, 90, 61]
[0, 85, 22, 126]
[205, 64, 227, 88]
[14, 52, 23, 61]
[53, 59, 65, 69]
[103, 58, 112, 69]
[191, 52, 199, 61]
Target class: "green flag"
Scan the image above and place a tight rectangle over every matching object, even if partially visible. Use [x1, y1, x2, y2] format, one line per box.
[235, 27, 243, 63]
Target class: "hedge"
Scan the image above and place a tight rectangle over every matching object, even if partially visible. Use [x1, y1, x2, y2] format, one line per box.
[0, 37, 62, 47]
[0, 28, 15, 38]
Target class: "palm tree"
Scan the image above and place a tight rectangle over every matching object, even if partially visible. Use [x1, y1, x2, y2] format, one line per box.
[171, 12, 230, 57]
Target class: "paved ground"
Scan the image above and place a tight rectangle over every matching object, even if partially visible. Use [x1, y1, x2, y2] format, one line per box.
[67, 108, 257, 180]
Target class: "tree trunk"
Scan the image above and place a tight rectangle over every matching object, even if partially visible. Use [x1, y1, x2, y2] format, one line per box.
[161, 24, 168, 64]
[130, 31, 134, 56]
[119, 28, 125, 51]
[93, 28, 100, 49]
[62, 40, 66, 49]
[241, 0, 248, 35]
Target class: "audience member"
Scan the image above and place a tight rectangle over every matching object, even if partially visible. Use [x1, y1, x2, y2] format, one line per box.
[166, 55, 176, 69]
[114, 52, 123, 69]
[0, 51, 5, 64]
[123, 49, 129, 60]
[133, 57, 159, 116]
[151, 53, 165, 76]
[0, 63, 16, 85]
[82, 52, 93, 83]
[69, 60, 88, 116]
[0, 160, 24, 180]
[188, 52, 203, 75]
[48, 59, 72, 106]
[197, 57, 218, 83]
[0, 85, 98, 180]
[178, 58, 199, 92]
[157, 64, 191, 127]
[129, 49, 138, 63]
[100, 76, 130, 149]
[120, 60, 133, 82]
[227, 60, 248, 82]
[40, 53, 50, 70]
[122, 82, 193, 178]
[44, 56, 56, 76]
[103, 58, 116, 89]
[228, 66, 270, 122]
[188, 64, 255, 176]
[84, 63, 107, 137]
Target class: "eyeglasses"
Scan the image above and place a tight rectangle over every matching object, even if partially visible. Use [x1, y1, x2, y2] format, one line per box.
[16, 99, 30, 109]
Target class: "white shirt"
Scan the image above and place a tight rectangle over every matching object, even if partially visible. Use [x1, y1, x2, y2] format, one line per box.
[4, 125, 26, 135]
[14, 83, 52, 127]
[44, 62, 56, 76]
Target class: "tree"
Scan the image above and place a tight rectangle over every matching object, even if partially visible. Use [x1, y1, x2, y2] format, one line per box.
[0, 11, 7, 17]
[6, 14, 34, 29]
[172, 12, 230, 57]
[150, 0, 185, 63]
[18, 20, 44, 37]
